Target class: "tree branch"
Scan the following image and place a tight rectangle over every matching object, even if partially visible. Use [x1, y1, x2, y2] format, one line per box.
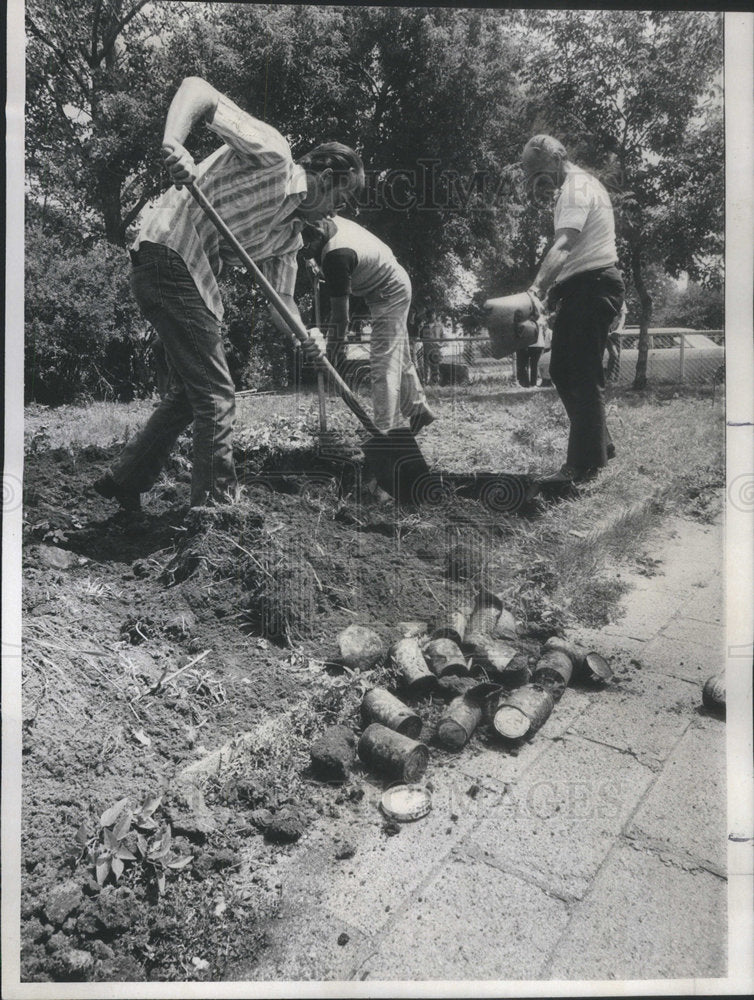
[346, 57, 382, 98]
[122, 189, 156, 232]
[42, 78, 88, 159]
[91, 0, 103, 65]
[97, 0, 150, 64]
[26, 13, 90, 96]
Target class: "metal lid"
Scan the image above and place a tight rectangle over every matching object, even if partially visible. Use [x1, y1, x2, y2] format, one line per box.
[380, 784, 432, 822]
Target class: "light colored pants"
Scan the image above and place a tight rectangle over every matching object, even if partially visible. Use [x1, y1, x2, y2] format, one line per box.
[366, 265, 428, 433]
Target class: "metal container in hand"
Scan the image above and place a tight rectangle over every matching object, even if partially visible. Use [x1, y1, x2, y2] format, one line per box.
[483, 291, 539, 359]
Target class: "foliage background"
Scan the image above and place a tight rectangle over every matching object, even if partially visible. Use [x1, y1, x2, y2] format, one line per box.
[24, 2, 723, 402]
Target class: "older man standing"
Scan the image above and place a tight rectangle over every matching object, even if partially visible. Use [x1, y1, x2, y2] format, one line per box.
[521, 135, 625, 482]
[94, 76, 364, 511]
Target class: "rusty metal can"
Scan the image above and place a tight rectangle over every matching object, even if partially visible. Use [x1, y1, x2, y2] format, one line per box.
[542, 635, 582, 667]
[361, 688, 422, 739]
[493, 684, 555, 741]
[532, 650, 573, 699]
[702, 672, 725, 713]
[390, 637, 436, 695]
[358, 723, 429, 782]
[436, 695, 483, 751]
[581, 651, 612, 684]
[431, 610, 467, 647]
[424, 638, 469, 678]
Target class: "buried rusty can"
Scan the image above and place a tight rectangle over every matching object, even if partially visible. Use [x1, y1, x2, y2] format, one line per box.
[436, 694, 483, 751]
[468, 681, 505, 725]
[361, 688, 422, 740]
[431, 610, 467, 647]
[702, 672, 725, 713]
[396, 620, 428, 640]
[390, 637, 436, 695]
[464, 591, 502, 643]
[542, 635, 581, 666]
[543, 636, 612, 685]
[358, 723, 429, 782]
[424, 638, 469, 678]
[492, 606, 518, 641]
[493, 684, 555, 741]
[467, 636, 518, 674]
[532, 650, 573, 700]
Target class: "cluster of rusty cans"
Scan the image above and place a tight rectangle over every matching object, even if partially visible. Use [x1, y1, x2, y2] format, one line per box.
[356, 588, 614, 785]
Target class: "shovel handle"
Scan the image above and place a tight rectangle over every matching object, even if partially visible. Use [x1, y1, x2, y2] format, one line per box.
[187, 183, 381, 437]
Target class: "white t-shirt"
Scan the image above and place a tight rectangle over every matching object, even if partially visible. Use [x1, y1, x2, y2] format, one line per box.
[321, 216, 399, 298]
[554, 168, 618, 283]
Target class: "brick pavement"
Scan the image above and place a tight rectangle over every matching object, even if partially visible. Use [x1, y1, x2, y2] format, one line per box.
[235, 515, 728, 985]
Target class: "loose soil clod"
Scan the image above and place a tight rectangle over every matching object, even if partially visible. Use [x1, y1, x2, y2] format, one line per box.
[310, 725, 357, 782]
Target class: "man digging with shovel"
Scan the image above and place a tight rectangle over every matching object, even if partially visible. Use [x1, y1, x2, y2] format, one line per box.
[302, 216, 437, 440]
[94, 76, 364, 512]
[520, 134, 625, 484]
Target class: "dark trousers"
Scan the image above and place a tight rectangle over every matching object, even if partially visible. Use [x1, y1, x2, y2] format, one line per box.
[549, 266, 625, 470]
[110, 242, 237, 507]
[516, 347, 543, 387]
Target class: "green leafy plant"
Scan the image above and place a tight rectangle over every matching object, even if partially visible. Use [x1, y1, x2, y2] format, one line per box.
[76, 794, 192, 894]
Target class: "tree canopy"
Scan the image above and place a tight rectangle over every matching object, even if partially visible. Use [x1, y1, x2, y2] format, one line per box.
[24, 3, 724, 401]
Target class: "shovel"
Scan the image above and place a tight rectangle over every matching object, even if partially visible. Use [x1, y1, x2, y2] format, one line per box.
[306, 259, 328, 437]
[188, 184, 429, 500]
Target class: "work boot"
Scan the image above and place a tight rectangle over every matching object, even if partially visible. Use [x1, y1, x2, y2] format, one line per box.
[409, 404, 437, 435]
[93, 473, 142, 511]
[542, 464, 599, 485]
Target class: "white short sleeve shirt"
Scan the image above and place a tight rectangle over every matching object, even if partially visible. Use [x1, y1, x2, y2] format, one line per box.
[554, 169, 618, 283]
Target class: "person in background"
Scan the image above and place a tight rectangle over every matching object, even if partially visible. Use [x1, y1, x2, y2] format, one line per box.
[515, 345, 543, 388]
[420, 308, 445, 387]
[303, 216, 435, 435]
[605, 300, 627, 383]
[521, 134, 625, 483]
[94, 76, 364, 512]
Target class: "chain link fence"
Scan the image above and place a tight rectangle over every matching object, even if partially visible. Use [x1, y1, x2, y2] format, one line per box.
[384, 328, 725, 390]
[296, 328, 724, 400]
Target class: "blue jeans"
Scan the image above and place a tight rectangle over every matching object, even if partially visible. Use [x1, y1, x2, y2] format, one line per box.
[110, 242, 237, 507]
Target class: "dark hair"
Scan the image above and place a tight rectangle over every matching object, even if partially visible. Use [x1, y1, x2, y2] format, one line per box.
[298, 142, 364, 183]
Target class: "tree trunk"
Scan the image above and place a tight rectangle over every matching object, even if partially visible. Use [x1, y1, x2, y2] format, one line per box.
[631, 241, 652, 390]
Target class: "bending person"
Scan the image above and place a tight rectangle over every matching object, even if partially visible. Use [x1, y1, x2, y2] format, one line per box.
[94, 76, 364, 511]
[305, 217, 436, 435]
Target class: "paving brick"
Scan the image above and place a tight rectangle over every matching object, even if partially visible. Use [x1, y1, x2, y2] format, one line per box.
[546, 842, 727, 980]
[638, 634, 722, 684]
[469, 736, 654, 900]
[457, 733, 551, 788]
[536, 686, 594, 740]
[681, 588, 723, 625]
[661, 616, 725, 650]
[248, 904, 369, 981]
[285, 766, 505, 936]
[603, 588, 686, 641]
[570, 671, 695, 767]
[359, 854, 568, 981]
[626, 721, 727, 873]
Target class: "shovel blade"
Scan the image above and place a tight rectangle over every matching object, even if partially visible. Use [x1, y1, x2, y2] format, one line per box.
[362, 430, 430, 502]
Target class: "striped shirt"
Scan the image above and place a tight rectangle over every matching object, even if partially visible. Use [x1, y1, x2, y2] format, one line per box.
[135, 94, 307, 320]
